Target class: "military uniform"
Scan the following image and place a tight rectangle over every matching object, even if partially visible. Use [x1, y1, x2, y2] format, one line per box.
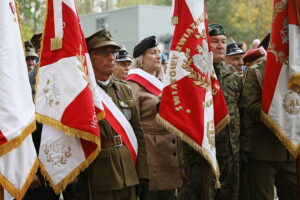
[77, 78, 148, 200]
[214, 62, 241, 200]
[179, 62, 241, 200]
[240, 60, 297, 200]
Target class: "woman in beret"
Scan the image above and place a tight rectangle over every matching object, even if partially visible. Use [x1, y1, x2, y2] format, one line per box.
[126, 36, 183, 200]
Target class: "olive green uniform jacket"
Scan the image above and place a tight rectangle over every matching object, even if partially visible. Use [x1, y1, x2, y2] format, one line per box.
[240, 60, 294, 161]
[78, 78, 148, 197]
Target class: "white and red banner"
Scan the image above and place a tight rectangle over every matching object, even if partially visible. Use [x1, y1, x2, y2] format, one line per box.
[35, 0, 103, 193]
[156, 0, 229, 185]
[0, 1, 38, 199]
[126, 68, 164, 96]
[97, 87, 138, 164]
[261, 0, 300, 158]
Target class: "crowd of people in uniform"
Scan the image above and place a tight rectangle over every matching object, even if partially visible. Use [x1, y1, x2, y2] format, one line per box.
[21, 23, 297, 200]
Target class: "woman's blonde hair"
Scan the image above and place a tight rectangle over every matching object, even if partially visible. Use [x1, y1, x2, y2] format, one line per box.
[131, 52, 165, 81]
[131, 55, 143, 69]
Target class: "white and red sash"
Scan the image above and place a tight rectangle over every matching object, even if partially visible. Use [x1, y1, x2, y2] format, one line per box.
[97, 85, 138, 164]
[126, 68, 163, 96]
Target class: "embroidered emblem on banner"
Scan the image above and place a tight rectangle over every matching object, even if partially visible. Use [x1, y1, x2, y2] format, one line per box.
[282, 91, 300, 115]
[44, 143, 72, 166]
[43, 77, 61, 107]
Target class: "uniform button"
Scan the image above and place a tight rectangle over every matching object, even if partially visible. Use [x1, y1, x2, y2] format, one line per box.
[173, 152, 176, 156]
[172, 139, 176, 144]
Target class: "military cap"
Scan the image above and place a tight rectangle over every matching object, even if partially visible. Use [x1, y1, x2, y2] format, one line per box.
[116, 47, 132, 62]
[208, 24, 225, 36]
[86, 29, 120, 51]
[24, 41, 38, 57]
[133, 36, 158, 58]
[30, 33, 42, 51]
[226, 43, 245, 56]
[243, 46, 266, 64]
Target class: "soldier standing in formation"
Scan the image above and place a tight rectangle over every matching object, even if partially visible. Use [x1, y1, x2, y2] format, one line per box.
[179, 24, 241, 200]
[76, 29, 149, 200]
[240, 56, 297, 200]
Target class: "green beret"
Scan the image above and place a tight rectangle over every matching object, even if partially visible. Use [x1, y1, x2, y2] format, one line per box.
[208, 24, 225, 36]
[133, 36, 158, 58]
[86, 29, 120, 51]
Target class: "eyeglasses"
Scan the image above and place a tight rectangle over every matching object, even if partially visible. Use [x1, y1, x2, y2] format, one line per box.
[92, 49, 119, 58]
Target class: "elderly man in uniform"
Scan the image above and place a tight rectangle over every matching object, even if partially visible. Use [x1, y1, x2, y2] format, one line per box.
[209, 23, 242, 200]
[112, 47, 132, 80]
[179, 24, 241, 200]
[224, 42, 245, 76]
[76, 29, 149, 200]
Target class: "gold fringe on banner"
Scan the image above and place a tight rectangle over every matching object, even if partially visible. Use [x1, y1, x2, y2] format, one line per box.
[39, 144, 100, 194]
[0, 121, 36, 157]
[0, 158, 39, 200]
[50, 37, 63, 51]
[261, 111, 300, 158]
[215, 114, 230, 134]
[36, 114, 100, 145]
[156, 114, 221, 189]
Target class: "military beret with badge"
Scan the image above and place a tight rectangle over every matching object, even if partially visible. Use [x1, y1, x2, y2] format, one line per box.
[133, 36, 158, 58]
[208, 24, 225, 36]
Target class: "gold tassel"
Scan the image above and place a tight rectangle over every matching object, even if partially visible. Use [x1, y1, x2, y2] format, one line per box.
[50, 37, 62, 51]
[171, 16, 178, 25]
[215, 179, 221, 189]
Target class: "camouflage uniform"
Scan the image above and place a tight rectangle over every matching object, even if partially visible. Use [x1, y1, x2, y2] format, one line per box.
[214, 62, 241, 200]
[179, 62, 241, 200]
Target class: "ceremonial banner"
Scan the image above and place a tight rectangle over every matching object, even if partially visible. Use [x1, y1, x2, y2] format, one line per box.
[35, 0, 103, 193]
[0, 1, 38, 199]
[261, 0, 300, 158]
[156, 0, 229, 185]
